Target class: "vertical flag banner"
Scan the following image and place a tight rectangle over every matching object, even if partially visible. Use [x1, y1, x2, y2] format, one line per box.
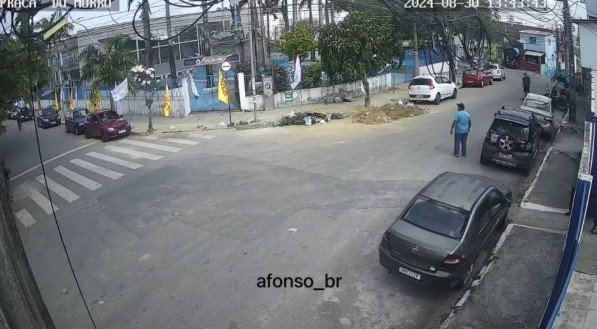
[291, 55, 302, 90]
[111, 78, 129, 102]
[69, 89, 75, 110]
[53, 90, 60, 110]
[189, 73, 199, 97]
[218, 69, 230, 104]
[163, 84, 171, 117]
[90, 87, 102, 112]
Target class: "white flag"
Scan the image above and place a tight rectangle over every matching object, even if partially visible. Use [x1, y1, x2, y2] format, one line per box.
[111, 78, 129, 102]
[291, 56, 301, 90]
[189, 73, 199, 97]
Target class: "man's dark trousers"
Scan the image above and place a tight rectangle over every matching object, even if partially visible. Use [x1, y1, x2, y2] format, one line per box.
[454, 133, 468, 156]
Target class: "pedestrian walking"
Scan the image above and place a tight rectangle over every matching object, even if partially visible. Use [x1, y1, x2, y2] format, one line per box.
[450, 103, 471, 157]
[522, 72, 531, 97]
[16, 112, 22, 131]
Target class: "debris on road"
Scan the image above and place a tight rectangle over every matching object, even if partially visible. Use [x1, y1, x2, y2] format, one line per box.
[351, 103, 427, 124]
[276, 111, 347, 127]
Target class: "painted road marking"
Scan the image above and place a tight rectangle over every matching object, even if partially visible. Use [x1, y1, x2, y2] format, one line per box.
[163, 138, 200, 146]
[54, 166, 102, 191]
[86, 152, 143, 169]
[15, 209, 37, 228]
[70, 159, 123, 180]
[10, 141, 98, 181]
[35, 175, 80, 203]
[20, 183, 58, 215]
[104, 145, 164, 160]
[119, 139, 182, 152]
[189, 133, 214, 140]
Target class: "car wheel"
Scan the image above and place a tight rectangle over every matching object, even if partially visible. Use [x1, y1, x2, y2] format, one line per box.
[101, 130, 109, 143]
[65, 125, 69, 133]
[434, 93, 441, 105]
[451, 89, 457, 99]
[74, 126, 80, 135]
[84, 130, 91, 139]
[489, 79, 493, 85]
[498, 209, 509, 229]
[480, 80, 484, 88]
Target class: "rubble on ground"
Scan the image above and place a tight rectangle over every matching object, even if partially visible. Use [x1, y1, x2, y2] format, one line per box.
[351, 103, 427, 124]
[275, 110, 348, 127]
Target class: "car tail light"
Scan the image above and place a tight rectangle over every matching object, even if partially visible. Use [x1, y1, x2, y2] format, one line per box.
[428, 80, 435, 90]
[443, 255, 464, 269]
[381, 231, 391, 249]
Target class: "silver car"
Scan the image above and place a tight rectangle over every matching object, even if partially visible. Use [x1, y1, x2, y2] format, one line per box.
[521, 93, 555, 140]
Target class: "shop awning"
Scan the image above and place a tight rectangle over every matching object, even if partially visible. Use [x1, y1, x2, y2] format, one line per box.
[524, 51, 544, 57]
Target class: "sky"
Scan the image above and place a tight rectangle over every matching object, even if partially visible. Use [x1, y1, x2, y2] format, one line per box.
[28, 0, 590, 36]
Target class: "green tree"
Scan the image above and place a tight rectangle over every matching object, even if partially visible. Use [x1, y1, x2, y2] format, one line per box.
[277, 23, 317, 60]
[80, 36, 138, 110]
[319, 12, 401, 107]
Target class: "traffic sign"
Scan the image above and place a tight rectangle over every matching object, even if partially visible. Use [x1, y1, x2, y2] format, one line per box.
[221, 61, 231, 71]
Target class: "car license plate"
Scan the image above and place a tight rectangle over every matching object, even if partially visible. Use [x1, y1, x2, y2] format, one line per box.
[498, 153, 512, 160]
[490, 134, 498, 143]
[118, 129, 126, 134]
[398, 267, 421, 280]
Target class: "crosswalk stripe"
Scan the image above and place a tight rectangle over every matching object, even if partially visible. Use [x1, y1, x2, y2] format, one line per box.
[119, 139, 182, 152]
[163, 138, 200, 145]
[54, 166, 102, 190]
[86, 152, 143, 169]
[15, 209, 37, 228]
[70, 159, 123, 180]
[20, 183, 58, 215]
[104, 145, 163, 160]
[35, 175, 80, 203]
[189, 133, 214, 140]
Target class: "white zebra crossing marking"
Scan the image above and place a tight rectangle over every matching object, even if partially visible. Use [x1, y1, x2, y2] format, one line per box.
[104, 145, 164, 160]
[86, 152, 143, 169]
[35, 175, 80, 203]
[189, 133, 214, 140]
[15, 209, 37, 228]
[20, 183, 58, 215]
[163, 138, 200, 145]
[119, 139, 182, 152]
[69, 159, 123, 180]
[54, 166, 102, 191]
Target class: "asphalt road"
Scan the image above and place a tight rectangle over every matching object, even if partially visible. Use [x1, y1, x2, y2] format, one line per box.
[4, 69, 556, 329]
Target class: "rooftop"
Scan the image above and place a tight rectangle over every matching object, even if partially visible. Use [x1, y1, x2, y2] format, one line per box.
[420, 172, 498, 211]
[519, 30, 554, 36]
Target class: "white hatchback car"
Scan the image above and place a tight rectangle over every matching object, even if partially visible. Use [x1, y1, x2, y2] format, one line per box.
[408, 75, 457, 105]
[485, 63, 506, 81]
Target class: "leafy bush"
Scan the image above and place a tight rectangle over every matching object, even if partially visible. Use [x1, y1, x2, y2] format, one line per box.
[302, 62, 322, 89]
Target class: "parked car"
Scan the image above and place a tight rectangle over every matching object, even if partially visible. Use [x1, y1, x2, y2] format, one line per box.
[65, 108, 89, 135]
[379, 172, 512, 288]
[462, 69, 493, 87]
[18, 107, 34, 121]
[484, 63, 506, 81]
[408, 75, 457, 105]
[84, 110, 131, 142]
[36, 107, 61, 128]
[480, 107, 541, 175]
[521, 93, 555, 141]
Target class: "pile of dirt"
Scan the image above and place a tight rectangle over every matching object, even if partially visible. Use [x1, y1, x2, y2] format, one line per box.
[351, 103, 427, 124]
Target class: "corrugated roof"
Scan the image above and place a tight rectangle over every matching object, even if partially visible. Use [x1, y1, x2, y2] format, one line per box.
[519, 30, 554, 36]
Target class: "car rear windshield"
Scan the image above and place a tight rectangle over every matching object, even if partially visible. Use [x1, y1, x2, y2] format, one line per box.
[74, 111, 87, 118]
[487, 65, 498, 69]
[98, 111, 120, 122]
[410, 78, 431, 86]
[490, 118, 529, 139]
[523, 99, 550, 112]
[402, 197, 467, 239]
[463, 70, 477, 76]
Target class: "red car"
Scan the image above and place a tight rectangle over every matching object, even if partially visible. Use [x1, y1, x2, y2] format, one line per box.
[462, 69, 493, 87]
[84, 110, 131, 142]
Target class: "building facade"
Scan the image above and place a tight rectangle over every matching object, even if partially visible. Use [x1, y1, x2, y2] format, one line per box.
[518, 30, 558, 78]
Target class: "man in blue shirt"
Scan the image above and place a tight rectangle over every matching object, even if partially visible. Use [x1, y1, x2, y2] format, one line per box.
[450, 103, 471, 157]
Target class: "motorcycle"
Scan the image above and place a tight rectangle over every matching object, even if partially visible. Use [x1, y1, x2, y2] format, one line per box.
[544, 83, 568, 112]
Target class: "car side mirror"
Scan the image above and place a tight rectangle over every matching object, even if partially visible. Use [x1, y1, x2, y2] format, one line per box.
[494, 113, 498, 117]
[545, 117, 553, 122]
[502, 199, 512, 207]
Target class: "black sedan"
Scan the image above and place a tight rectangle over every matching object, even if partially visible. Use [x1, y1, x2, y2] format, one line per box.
[65, 108, 88, 135]
[379, 172, 512, 288]
[36, 107, 62, 129]
[17, 107, 34, 121]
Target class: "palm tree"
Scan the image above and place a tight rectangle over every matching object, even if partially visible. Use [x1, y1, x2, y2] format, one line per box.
[260, 0, 280, 56]
[34, 13, 74, 44]
[299, 0, 316, 60]
[80, 36, 138, 110]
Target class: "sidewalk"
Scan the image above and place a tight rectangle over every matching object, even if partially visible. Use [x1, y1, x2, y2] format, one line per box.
[125, 84, 411, 133]
[440, 97, 589, 329]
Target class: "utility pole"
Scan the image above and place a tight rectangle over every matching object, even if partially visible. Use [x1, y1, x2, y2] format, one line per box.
[318, 0, 323, 28]
[324, 0, 329, 25]
[249, 0, 258, 121]
[165, 0, 177, 87]
[142, 0, 154, 131]
[562, 0, 577, 123]
[413, 23, 419, 76]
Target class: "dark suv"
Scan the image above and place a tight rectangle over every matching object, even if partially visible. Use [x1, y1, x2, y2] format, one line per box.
[36, 107, 62, 129]
[480, 107, 541, 175]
